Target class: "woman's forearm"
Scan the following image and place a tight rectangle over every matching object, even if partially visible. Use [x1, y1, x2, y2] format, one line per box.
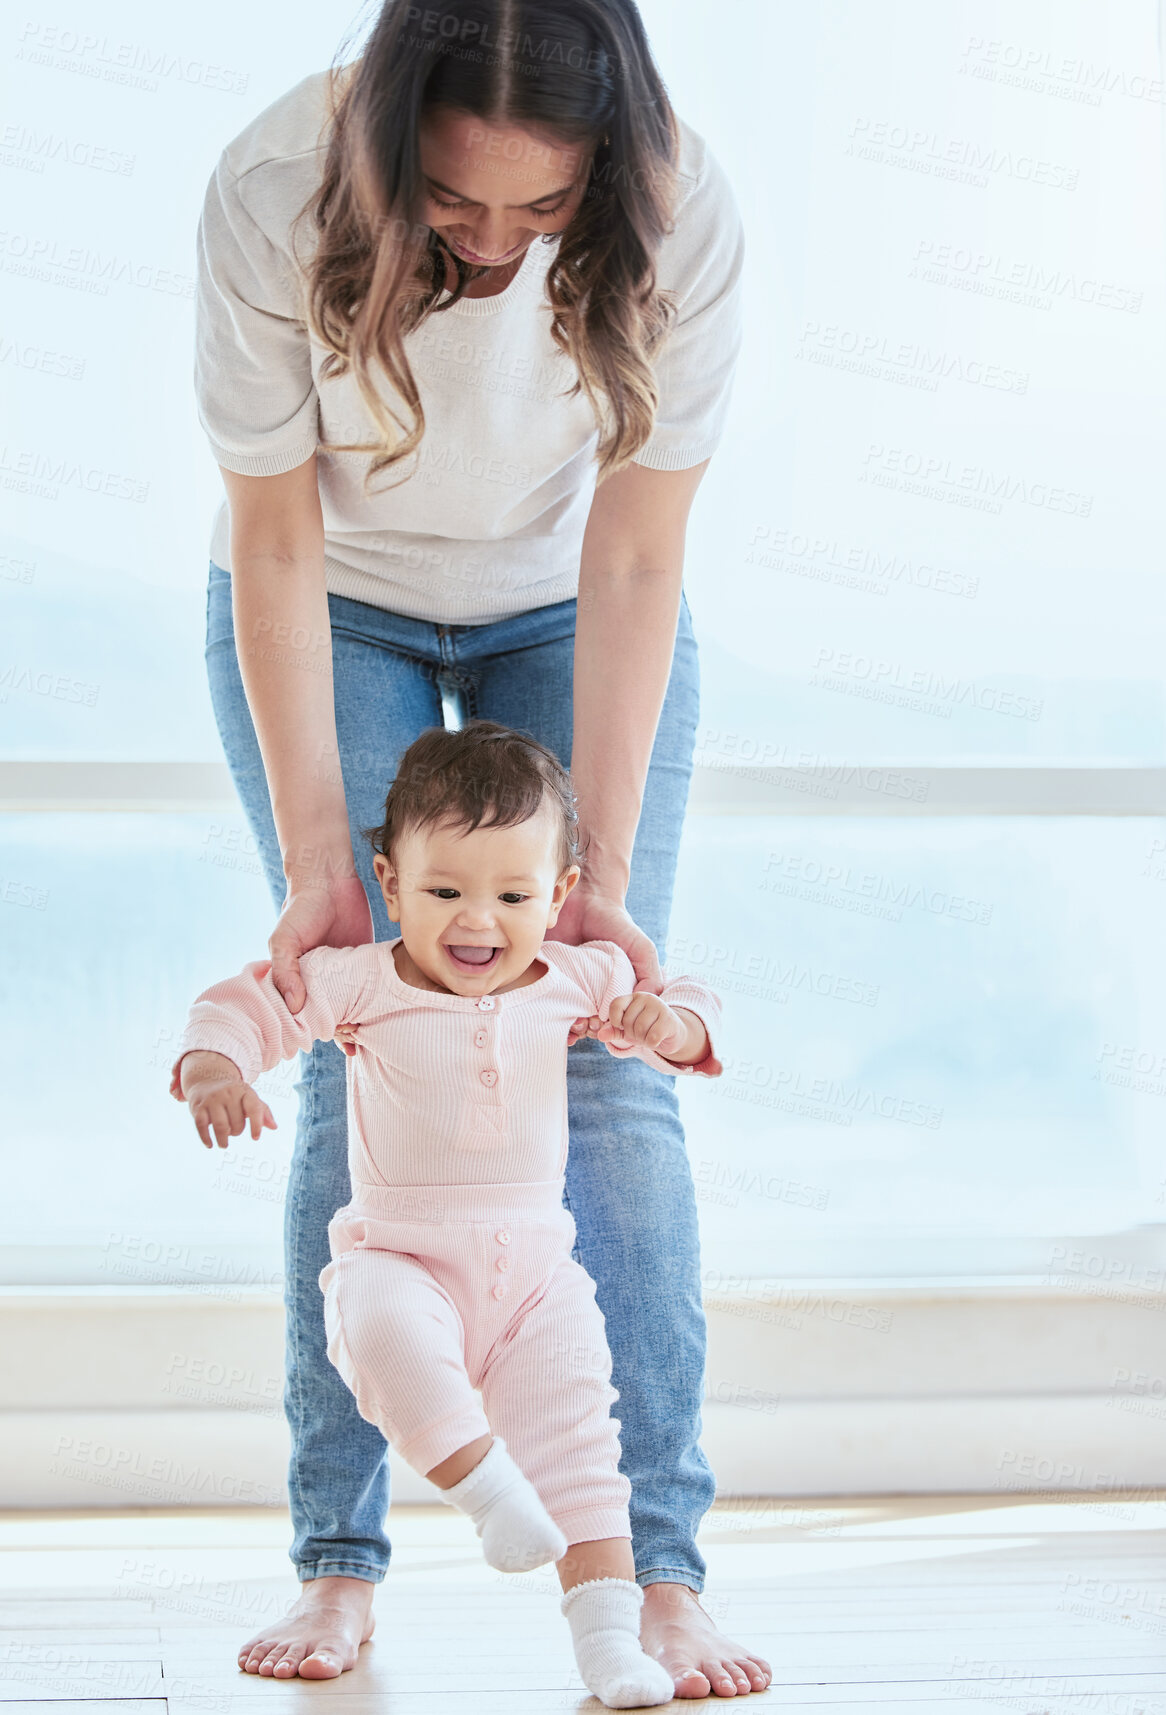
[571, 563, 684, 898]
[231, 548, 354, 886]
[222, 459, 353, 889]
[571, 461, 709, 898]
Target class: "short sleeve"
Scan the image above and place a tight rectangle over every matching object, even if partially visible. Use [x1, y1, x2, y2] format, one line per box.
[589, 941, 723, 1077]
[195, 154, 320, 476]
[632, 135, 746, 473]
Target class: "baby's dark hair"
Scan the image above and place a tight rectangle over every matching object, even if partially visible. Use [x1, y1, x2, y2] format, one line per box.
[364, 721, 586, 876]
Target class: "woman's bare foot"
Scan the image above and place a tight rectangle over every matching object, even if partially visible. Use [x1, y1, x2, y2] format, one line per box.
[640, 1581, 772, 1698]
[238, 1575, 376, 1679]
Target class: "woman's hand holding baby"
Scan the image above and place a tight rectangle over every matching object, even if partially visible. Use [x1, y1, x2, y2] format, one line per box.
[176, 1050, 278, 1149]
[545, 888, 662, 991]
[270, 872, 374, 1015]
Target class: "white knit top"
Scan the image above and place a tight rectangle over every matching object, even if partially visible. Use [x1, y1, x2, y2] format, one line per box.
[194, 70, 746, 623]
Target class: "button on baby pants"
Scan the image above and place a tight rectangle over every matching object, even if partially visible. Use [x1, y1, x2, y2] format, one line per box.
[319, 1178, 633, 1546]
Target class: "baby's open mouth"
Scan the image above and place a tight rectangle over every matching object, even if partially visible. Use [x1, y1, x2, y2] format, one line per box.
[445, 944, 503, 972]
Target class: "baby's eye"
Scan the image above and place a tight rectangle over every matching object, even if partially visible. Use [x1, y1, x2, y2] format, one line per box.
[500, 893, 527, 905]
[430, 888, 460, 900]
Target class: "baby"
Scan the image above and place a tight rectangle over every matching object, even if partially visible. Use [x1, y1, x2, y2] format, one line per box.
[170, 720, 722, 1710]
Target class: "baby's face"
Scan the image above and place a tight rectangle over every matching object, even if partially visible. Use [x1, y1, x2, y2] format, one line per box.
[373, 803, 580, 996]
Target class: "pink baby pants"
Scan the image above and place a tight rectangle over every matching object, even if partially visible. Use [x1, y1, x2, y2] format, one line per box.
[318, 1178, 633, 1546]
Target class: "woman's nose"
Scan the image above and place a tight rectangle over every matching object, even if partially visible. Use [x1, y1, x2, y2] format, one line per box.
[461, 221, 522, 255]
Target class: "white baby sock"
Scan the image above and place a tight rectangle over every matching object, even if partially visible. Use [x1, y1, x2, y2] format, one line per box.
[560, 1578, 675, 1709]
[440, 1436, 567, 1572]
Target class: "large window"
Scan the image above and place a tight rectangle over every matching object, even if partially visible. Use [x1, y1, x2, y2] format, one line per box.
[3, 0, 1164, 1289]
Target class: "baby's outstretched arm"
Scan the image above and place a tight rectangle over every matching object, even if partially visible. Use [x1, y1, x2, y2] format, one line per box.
[178, 1049, 276, 1149]
[168, 946, 382, 1137]
[599, 993, 710, 1067]
[576, 942, 723, 1076]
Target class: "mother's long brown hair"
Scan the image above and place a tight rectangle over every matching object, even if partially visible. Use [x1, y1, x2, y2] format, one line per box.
[294, 0, 680, 488]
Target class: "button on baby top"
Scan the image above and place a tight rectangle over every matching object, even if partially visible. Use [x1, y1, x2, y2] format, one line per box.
[477, 996, 496, 1011]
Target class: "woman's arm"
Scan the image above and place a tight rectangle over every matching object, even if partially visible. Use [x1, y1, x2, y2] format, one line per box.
[220, 457, 373, 1010]
[557, 458, 711, 988]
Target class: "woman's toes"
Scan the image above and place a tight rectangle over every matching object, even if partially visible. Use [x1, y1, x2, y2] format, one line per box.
[744, 1655, 772, 1689]
[240, 1645, 269, 1674]
[674, 1665, 713, 1698]
[299, 1649, 344, 1680]
[271, 1650, 305, 1678]
[707, 1656, 740, 1694]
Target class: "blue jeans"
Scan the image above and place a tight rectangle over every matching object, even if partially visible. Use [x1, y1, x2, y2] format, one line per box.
[205, 561, 713, 1590]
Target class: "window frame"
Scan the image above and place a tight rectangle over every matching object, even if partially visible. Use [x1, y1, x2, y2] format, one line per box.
[3, 758, 1164, 1287]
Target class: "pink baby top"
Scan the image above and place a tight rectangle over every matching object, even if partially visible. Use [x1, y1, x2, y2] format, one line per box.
[172, 938, 723, 1188]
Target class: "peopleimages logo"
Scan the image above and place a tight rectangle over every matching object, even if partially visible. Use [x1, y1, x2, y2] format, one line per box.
[759, 852, 994, 926]
[860, 443, 1093, 517]
[746, 525, 979, 600]
[718, 1056, 944, 1130]
[0, 446, 148, 503]
[666, 934, 879, 1008]
[0, 664, 100, 705]
[959, 36, 1164, 106]
[0, 124, 135, 175]
[846, 116, 1079, 190]
[15, 21, 249, 95]
[810, 648, 1043, 722]
[795, 320, 1029, 394]
[910, 241, 1143, 314]
[0, 229, 195, 298]
[0, 337, 85, 380]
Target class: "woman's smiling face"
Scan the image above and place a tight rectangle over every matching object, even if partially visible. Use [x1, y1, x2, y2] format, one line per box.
[373, 800, 581, 996]
[418, 105, 593, 267]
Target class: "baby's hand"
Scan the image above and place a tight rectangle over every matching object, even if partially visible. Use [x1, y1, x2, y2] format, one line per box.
[333, 1020, 360, 1058]
[177, 1050, 277, 1150]
[600, 992, 688, 1061]
[568, 1013, 602, 1047]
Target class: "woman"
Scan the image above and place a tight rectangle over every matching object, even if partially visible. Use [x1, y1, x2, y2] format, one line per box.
[197, 0, 767, 1697]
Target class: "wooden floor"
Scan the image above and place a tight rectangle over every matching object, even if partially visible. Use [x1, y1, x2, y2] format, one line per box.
[2, 1494, 1165, 1711]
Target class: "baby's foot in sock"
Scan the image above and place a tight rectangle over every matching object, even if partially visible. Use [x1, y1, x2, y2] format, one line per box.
[441, 1437, 567, 1573]
[562, 1578, 675, 1709]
